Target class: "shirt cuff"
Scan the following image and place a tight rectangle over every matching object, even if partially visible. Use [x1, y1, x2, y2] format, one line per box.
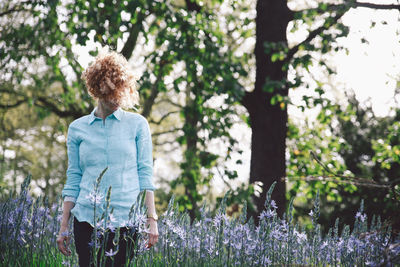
[63, 196, 77, 203]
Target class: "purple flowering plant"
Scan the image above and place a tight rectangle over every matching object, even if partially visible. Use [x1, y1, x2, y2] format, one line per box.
[0, 174, 399, 266]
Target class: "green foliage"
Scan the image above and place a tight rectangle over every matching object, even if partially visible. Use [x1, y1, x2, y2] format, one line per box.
[0, 104, 70, 203]
[3, 0, 400, 232]
[3, 174, 399, 266]
[287, 92, 400, 231]
[137, 1, 249, 219]
[372, 121, 400, 170]
[0, 0, 249, 218]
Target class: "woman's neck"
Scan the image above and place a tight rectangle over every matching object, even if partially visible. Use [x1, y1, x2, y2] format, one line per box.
[95, 100, 118, 120]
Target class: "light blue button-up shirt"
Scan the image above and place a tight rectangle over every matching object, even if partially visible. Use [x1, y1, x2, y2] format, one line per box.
[61, 107, 156, 227]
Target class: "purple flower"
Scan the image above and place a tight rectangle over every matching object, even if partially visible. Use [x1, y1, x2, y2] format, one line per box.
[233, 241, 242, 250]
[61, 259, 71, 266]
[108, 213, 117, 223]
[270, 200, 278, 209]
[105, 248, 118, 257]
[85, 192, 104, 205]
[96, 219, 104, 228]
[259, 209, 275, 220]
[262, 255, 272, 265]
[90, 240, 101, 249]
[356, 212, 367, 222]
[271, 229, 281, 240]
[106, 223, 116, 233]
[213, 214, 222, 227]
[294, 230, 307, 243]
[320, 241, 328, 250]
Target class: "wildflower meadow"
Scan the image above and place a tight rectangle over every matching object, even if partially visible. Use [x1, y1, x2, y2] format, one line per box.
[1, 170, 399, 267]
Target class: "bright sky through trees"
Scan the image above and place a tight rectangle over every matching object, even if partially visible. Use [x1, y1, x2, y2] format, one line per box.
[332, 3, 400, 116]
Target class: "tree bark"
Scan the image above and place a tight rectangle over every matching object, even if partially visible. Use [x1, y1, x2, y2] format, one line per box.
[242, 0, 292, 221]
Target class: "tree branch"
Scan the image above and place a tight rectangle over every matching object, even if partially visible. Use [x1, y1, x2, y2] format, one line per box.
[0, 0, 35, 17]
[353, 2, 400, 10]
[120, 12, 145, 59]
[152, 128, 181, 137]
[286, 11, 345, 62]
[149, 110, 179, 125]
[157, 98, 184, 109]
[0, 99, 26, 109]
[294, 1, 400, 14]
[0, 87, 83, 118]
[154, 139, 177, 146]
[158, 144, 181, 154]
[282, 175, 395, 190]
[36, 95, 83, 118]
[141, 70, 164, 118]
[216, 166, 233, 190]
[0, 7, 27, 17]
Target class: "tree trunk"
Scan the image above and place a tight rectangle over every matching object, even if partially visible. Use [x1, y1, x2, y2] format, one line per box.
[182, 83, 201, 221]
[247, 95, 288, 219]
[242, 0, 292, 221]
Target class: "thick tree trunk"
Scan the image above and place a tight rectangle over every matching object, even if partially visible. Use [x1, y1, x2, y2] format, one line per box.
[183, 84, 200, 221]
[247, 95, 288, 219]
[242, 0, 292, 222]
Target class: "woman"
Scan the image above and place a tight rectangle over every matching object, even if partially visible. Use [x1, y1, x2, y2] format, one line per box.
[57, 50, 159, 267]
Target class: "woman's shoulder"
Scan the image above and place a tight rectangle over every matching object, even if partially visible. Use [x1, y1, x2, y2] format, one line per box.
[68, 114, 92, 128]
[123, 110, 148, 124]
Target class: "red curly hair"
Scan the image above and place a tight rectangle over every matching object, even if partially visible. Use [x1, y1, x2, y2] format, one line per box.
[81, 50, 139, 109]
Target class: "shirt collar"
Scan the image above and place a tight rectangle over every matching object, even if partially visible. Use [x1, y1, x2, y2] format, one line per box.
[88, 107, 123, 125]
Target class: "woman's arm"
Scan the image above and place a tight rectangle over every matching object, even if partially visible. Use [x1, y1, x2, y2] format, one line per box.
[62, 123, 83, 200]
[144, 190, 159, 248]
[136, 117, 156, 191]
[57, 200, 75, 256]
[58, 123, 82, 256]
[136, 116, 158, 247]
[145, 190, 157, 217]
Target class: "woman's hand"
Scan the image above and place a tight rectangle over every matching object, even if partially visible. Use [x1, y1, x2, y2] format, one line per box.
[57, 225, 72, 256]
[146, 218, 159, 248]
[57, 200, 75, 256]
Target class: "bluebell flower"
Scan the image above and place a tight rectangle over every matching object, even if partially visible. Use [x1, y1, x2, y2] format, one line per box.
[233, 241, 242, 250]
[109, 224, 117, 233]
[96, 219, 105, 229]
[168, 240, 176, 248]
[85, 192, 104, 205]
[61, 259, 71, 266]
[88, 240, 101, 249]
[320, 241, 328, 250]
[294, 230, 307, 243]
[105, 248, 118, 257]
[206, 246, 214, 255]
[108, 213, 117, 223]
[213, 214, 222, 227]
[263, 256, 272, 265]
[270, 200, 278, 209]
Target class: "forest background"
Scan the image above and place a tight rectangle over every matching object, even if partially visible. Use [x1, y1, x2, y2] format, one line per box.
[1, 0, 400, 232]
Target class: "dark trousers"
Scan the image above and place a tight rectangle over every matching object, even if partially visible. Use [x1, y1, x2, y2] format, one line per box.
[73, 216, 138, 267]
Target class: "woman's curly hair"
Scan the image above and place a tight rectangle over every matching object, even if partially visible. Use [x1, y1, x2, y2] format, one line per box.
[81, 50, 139, 109]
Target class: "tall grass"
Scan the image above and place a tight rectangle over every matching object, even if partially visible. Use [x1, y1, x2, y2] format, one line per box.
[0, 172, 399, 266]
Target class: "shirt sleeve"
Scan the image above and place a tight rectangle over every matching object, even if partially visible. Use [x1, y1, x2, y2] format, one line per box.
[136, 117, 156, 191]
[61, 123, 82, 202]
